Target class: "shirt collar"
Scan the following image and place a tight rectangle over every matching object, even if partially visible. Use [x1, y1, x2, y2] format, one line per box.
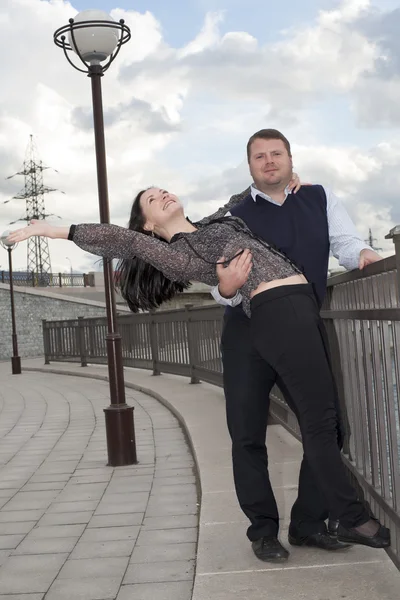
[250, 184, 291, 206]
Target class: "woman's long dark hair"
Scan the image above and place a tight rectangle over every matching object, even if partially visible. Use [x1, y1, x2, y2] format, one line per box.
[115, 190, 191, 313]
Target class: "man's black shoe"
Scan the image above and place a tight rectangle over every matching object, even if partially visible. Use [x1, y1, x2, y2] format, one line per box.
[337, 523, 390, 549]
[251, 536, 289, 562]
[288, 531, 352, 551]
[328, 519, 339, 537]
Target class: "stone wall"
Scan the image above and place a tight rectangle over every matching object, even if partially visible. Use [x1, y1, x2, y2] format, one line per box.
[160, 293, 216, 311]
[0, 284, 120, 360]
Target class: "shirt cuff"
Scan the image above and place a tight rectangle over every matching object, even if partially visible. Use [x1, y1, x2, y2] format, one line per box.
[341, 242, 374, 270]
[210, 285, 243, 307]
[68, 225, 76, 241]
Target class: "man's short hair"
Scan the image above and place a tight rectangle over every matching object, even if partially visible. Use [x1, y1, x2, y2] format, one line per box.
[247, 129, 292, 161]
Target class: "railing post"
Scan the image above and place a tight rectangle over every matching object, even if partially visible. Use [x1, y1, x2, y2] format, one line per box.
[385, 225, 400, 302]
[149, 310, 160, 376]
[185, 304, 200, 384]
[77, 316, 88, 367]
[42, 319, 50, 365]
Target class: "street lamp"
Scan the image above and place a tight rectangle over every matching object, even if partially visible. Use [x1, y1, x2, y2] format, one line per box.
[66, 256, 73, 286]
[54, 10, 136, 466]
[0, 232, 21, 375]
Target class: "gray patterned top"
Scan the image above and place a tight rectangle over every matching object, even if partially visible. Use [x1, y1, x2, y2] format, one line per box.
[70, 211, 301, 317]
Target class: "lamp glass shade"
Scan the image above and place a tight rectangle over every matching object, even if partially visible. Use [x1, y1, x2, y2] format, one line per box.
[68, 9, 119, 63]
[0, 231, 15, 249]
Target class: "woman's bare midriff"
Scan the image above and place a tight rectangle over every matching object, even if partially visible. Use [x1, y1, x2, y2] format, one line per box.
[250, 274, 308, 298]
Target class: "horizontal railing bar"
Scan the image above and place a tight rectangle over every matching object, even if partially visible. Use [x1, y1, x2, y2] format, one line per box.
[327, 255, 396, 287]
[321, 309, 400, 320]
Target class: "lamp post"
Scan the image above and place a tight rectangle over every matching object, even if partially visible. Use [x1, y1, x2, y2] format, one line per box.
[0, 232, 21, 375]
[54, 10, 136, 466]
[66, 256, 73, 286]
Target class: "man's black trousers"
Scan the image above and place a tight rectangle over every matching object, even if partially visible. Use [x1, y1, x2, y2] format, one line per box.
[221, 284, 368, 541]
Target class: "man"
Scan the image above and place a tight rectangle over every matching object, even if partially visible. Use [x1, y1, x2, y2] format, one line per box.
[211, 129, 381, 561]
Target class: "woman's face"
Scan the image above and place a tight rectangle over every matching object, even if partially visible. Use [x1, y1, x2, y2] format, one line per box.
[140, 188, 183, 232]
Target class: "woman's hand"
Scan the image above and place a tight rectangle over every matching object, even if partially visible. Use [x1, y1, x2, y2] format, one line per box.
[216, 249, 252, 298]
[287, 172, 312, 194]
[7, 220, 57, 244]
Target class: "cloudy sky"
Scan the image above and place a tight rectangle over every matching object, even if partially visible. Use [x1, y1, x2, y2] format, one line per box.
[1, 0, 400, 273]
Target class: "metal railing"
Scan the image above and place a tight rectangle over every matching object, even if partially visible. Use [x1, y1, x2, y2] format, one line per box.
[42, 228, 400, 568]
[1, 271, 95, 288]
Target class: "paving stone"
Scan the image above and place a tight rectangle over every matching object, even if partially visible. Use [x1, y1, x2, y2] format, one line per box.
[124, 559, 194, 584]
[100, 492, 149, 504]
[74, 469, 113, 478]
[62, 482, 108, 493]
[30, 474, 71, 483]
[111, 471, 153, 481]
[0, 509, 44, 523]
[22, 482, 66, 492]
[39, 512, 93, 526]
[36, 462, 78, 475]
[70, 475, 112, 485]
[58, 556, 129, 579]
[117, 581, 193, 600]
[10, 491, 60, 502]
[155, 456, 194, 465]
[0, 553, 68, 593]
[94, 500, 147, 515]
[48, 501, 99, 513]
[0, 488, 19, 498]
[154, 468, 194, 478]
[0, 481, 27, 490]
[28, 524, 86, 539]
[0, 521, 36, 535]
[0, 595, 44, 599]
[137, 527, 197, 546]
[149, 490, 198, 503]
[106, 481, 152, 493]
[0, 534, 25, 549]
[45, 577, 121, 600]
[87, 514, 143, 528]
[12, 537, 78, 555]
[142, 515, 198, 530]
[130, 542, 197, 564]
[80, 525, 140, 543]
[0, 549, 11, 566]
[46, 455, 83, 462]
[152, 476, 196, 487]
[71, 540, 136, 559]
[3, 496, 54, 511]
[145, 500, 198, 517]
[56, 489, 105, 503]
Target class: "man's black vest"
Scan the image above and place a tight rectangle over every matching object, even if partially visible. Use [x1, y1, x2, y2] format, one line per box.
[228, 185, 330, 311]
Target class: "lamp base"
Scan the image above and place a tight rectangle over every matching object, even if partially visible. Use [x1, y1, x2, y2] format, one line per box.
[104, 404, 137, 466]
[11, 356, 21, 375]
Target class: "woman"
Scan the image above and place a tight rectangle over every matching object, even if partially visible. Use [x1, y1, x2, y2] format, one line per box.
[7, 186, 390, 549]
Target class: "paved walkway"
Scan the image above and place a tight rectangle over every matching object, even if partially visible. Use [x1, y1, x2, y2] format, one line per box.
[0, 358, 399, 600]
[0, 362, 197, 600]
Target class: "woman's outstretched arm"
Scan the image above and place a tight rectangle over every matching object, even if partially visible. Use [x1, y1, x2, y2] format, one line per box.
[6, 220, 211, 284]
